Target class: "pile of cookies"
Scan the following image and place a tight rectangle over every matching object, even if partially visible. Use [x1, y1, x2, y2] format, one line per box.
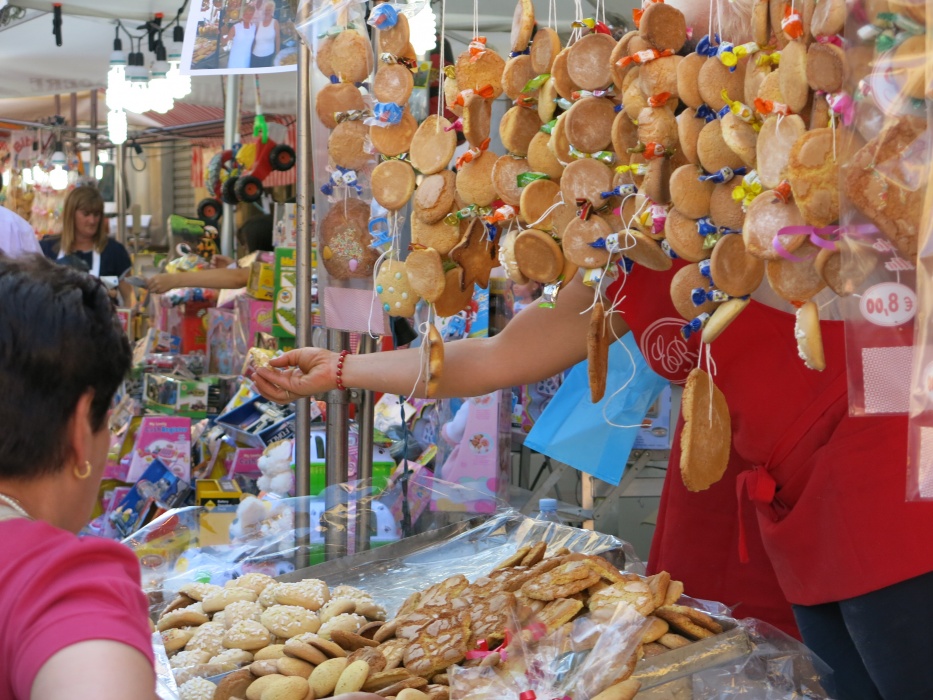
[160, 543, 724, 700]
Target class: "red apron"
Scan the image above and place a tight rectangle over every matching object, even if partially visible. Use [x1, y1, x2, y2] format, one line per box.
[607, 261, 933, 638]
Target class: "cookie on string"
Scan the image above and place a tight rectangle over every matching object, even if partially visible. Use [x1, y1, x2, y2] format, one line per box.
[809, 92, 831, 131]
[514, 229, 565, 283]
[642, 157, 672, 205]
[637, 105, 679, 151]
[676, 108, 704, 165]
[670, 263, 718, 320]
[753, 0, 770, 45]
[511, 0, 536, 54]
[810, 0, 845, 39]
[406, 247, 446, 303]
[565, 97, 616, 154]
[786, 128, 841, 228]
[434, 266, 474, 317]
[720, 112, 758, 169]
[561, 215, 614, 269]
[444, 72, 463, 117]
[528, 130, 565, 180]
[531, 27, 563, 74]
[702, 297, 750, 343]
[709, 233, 765, 297]
[316, 83, 365, 130]
[611, 111, 639, 162]
[409, 115, 457, 175]
[550, 194, 576, 239]
[316, 36, 336, 78]
[550, 48, 579, 101]
[756, 115, 806, 190]
[422, 323, 444, 398]
[744, 58, 772, 106]
[676, 53, 705, 110]
[566, 33, 616, 92]
[697, 120, 746, 176]
[502, 55, 538, 102]
[587, 302, 610, 403]
[794, 300, 826, 371]
[639, 55, 683, 100]
[560, 158, 613, 208]
[456, 149, 499, 207]
[664, 208, 711, 263]
[371, 159, 416, 211]
[680, 367, 731, 491]
[414, 170, 457, 224]
[320, 198, 379, 279]
[623, 79, 650, 121]
[769, 0, 790, 49]
[331, 30, 374, 84]
[463, 95, 492, 149]
[698, 59, 746, 112]
[499, 227, 529, 284]
[455, 48, 507, 100]
[328, 120, 371, 171]
[520, 178, 561, 228]
[548, 113, 574, 165]
[500, 105, 542, 157]
[742, 193, 807, 260]
[537, 76, 559, 124]
[756, 69, 783, 105]
[639, 2, 687, 52]
[373, 63, 415, 105]
[670, 164, 715, 219]
[765, 239, 827, 302]
[623, 229, 674, 271]
[609, 32, 637, 92]
[377, 12, 410, 56]
[450, 219, 501, 289]
[778, 41, 809, 114]
[491, 155, 531, 207]
[369, 109, 418, 157]
[806, 42, 845, 93]
[376, 259, 419, 317]
[412, 208, 462, 255]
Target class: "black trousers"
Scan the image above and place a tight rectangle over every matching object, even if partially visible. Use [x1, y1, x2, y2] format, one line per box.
[251, 53, 275, 68]
[794, 570, 933, 700]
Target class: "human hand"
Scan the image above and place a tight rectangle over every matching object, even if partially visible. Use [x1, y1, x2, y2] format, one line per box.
[147, 274, 175, 294]
[212, 254, 235, 269]
[253, 347, 339, 404]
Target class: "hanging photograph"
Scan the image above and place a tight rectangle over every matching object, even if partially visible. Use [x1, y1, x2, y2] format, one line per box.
[180, 0, 299, 75]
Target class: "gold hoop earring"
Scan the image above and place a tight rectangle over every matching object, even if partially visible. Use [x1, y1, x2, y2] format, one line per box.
[74, 461, 93, 480]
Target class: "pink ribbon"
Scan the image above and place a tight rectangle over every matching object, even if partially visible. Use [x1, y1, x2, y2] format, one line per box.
[817, 34, 845, 47]
[826, 91, 855, 125]
[775, 224, 878, 261]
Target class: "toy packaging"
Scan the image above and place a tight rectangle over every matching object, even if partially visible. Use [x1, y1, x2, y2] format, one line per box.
[143, 374, 220, 419]
[633, 386, 673, 451]
[205, 308, 236, 375]
[234, 296, 274, 366]
[125, 416, 192, 483]
[247, 260, 275, 301]
[110, 459, 191, 539]
[216, 396, 299, 448]
[273, 247, 297, 338]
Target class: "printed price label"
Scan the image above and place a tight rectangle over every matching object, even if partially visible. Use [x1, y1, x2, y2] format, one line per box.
[859, 282, 917, 327]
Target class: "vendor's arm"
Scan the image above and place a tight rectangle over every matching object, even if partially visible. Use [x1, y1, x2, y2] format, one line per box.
[254, 275, 630, 401]
[147, 267, 250, 293]
[31, 640, 157, 700]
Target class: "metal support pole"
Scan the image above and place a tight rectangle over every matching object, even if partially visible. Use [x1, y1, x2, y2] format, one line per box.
[293, 11, 314, 571]
[89, 89, 98, 182]
[115, 142, 127, 245]
[324, 330, 350, 560]
[354, 335, 377, 553]
[221, 75, 240, 257]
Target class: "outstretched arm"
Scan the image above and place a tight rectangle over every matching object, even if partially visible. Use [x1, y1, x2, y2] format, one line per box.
[147, 267, 250, 293]
[254, 275, 630, 401]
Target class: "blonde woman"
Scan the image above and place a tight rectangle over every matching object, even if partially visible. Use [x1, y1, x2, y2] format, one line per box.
[250, 0, 280, 68]
[40, 186, 133, 303]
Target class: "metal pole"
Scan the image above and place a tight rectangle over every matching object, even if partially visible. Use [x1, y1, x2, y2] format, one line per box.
[221, 75, 240, 257]
[89, 89, 99, 183]
[324, 330, 350, 560]
[293, 6, 314, 571]
[115, 142, 127, 245]
[354, 335, 377, 553]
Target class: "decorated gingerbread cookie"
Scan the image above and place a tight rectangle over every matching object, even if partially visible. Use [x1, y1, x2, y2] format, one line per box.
[320, 198, 379, 279]
[450, 219, 500, 289]
[376, 259, 419, 317]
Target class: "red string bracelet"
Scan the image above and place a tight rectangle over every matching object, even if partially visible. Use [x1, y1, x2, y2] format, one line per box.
[335, 350, 350, 390]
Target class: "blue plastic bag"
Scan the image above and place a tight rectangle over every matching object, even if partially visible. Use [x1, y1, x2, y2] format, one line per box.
[524, 333, 668, 485]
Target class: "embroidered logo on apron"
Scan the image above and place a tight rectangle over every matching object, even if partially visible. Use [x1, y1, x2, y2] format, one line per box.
[639, 317, 699, 384]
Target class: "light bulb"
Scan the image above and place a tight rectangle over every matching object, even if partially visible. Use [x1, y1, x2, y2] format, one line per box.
[95, 164, 104, 180]
[108, 109, 128, 145]
[124, 53, 151, 114]
[98, 151, 110, 164]
[148, 59, 174, 114]
[31, 164, 44, 184]
[409, 5, 437, 57]
[167, 62, 192, 100]
[50, 165, 69, 191]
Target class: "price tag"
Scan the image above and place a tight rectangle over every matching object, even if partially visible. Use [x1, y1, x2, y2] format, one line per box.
[859, 282, 917, 327]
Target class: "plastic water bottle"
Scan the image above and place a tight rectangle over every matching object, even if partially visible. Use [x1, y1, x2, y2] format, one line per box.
[535, 498, 563, 524]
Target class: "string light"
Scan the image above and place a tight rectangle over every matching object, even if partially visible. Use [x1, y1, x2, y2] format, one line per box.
[409, 4, 438, 56]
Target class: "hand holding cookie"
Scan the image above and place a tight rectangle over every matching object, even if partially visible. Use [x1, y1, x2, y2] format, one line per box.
[254, 348, 343, 403]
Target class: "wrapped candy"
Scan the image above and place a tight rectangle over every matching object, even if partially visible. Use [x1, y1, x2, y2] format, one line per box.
[456, 138, 491, 169]
[524, 74, 552, 93]
[453, 85, 495, 106]
[320, 167, 363, 196]
[754, 98, 794, 116]
[721, 90, 761, 129]
[367, 4, 399, 28]
[601, 184, 638, 199]
[682, 312, 711, 339]
[365, 102, 405, 127]
[695, 104, 718, 122]
[569, 146, 616, 163]
[732, 170, 763, 209]
[618, 47, 673, 67]
[700, 166, 747, 183]
[469, 36, 488, 62]
[781, 5, 804, 39]
[628, 142, 674, 159]
[719, 41, 761, 70]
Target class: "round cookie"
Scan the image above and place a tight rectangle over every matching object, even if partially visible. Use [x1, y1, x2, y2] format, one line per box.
[794, 300, 826, 371]
[411, 209, 462, 255]
[756, 69, 783, 105]
[709, 233, 765, 297]
[742, 193, 806, 260]
[638, 2, 687, 52]
[316, 36, 336, 78]
[531, 27, 562, 74]
[697, 120, 746, 175]
[377, 12, 410, 56]
[528, 130, 565, 180]
[511, 0, 536, 54]
[765, 239, 827, 301]
[520, 178, 561, 228]
[560, 158, 613, 208]
[676, 53, 706, 110]
[810, 0, 845, 37]
[499, 227, 529, 284]
[328, 120, 371, 171]
[611, 110, 639, 161]
[551, 48, 580, 100]
[744, 58, 772, 105]
[679, 368, 731, 492]
[492, 155, 531, 207]
[709, 183, 745, 231]
[370, 109, 418, 157]
[550, 194, 576, 239]
[623, 229, 674, 271]
[610, 32, 636, 92]
[537, 75, 559, 124]
[806, 42, 845, 93]
[642, 157, 672, 205]
[637, 105, 679, 151]
[414, 170, 457, 224]
[702, 296, 750, 343]
[371, 159, 416, 211]
[786, 127, 840, 228]
[455, 48, 506, 100]
[316, 83, 365, 130]
[502, 54, 538, 101]
[756, 114, 806, 189]
[514, 229, 565, 282]
[670, 263, 719, 320]
[753, 0, 770, 45]
[565, 97, 616, 153]
[640, 55, 683, 100]
[698, 58, 746, 112]
[769, 0, 790, 49]
[320, 198, 379, 279]
[410, 115, 457, 175]
[456, 149, 499, 206]
[720, 112, 758, 169]
[500, 105, 542, 157]
[405, 247, 446, 304]
[891, 34, 927, 101]
[566, 32, 616, 91]
[778, 40, 809, 114]
[664, 208, 711, 263]
[676, 108, 704, 165]
[331, 30, 374, 84]
[463, 94, 492, 148]
[670, 164, 715, 219]
[561, 215, 614, 268]
[623, 78, 650, 121]
[444, 72, 463, 117]
[373, 63, 415, 105]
